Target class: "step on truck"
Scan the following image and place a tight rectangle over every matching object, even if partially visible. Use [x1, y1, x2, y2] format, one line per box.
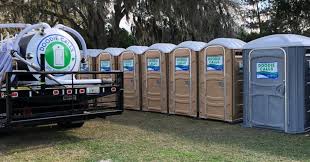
[0, 23, 123, 130]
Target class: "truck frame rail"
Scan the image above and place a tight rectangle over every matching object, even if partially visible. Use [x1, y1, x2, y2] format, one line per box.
[0, 71, 124, 128]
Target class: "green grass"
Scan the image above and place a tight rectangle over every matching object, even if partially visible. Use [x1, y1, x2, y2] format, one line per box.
[0, 111, 309, 162]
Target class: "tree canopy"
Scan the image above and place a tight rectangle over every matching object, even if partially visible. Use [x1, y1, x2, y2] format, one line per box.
[0, 0, 309, 48]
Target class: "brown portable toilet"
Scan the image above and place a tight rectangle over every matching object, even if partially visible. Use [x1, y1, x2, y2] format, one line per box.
[199, 38, 245, 122]
[169, 41, 207, 117]
[97, 48, 125, 77]
[119, 46, 148, 110]
[96, 48, 125, 107]
[142, 43, 176, 113]
[78, 49, 103, 106]
[78, 49, 103, 79]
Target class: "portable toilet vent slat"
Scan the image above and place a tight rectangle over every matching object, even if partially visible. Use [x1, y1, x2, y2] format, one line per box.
[96, 48, 125, 107]
[120, 46, 148, 110]
[243, 34, 310, 133]
[200, 38, 245, 122]
[142, 43, 176, 113]
[170, 41, 207, 117]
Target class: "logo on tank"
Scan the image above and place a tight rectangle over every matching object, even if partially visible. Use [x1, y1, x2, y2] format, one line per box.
[37, 34, 76, 71]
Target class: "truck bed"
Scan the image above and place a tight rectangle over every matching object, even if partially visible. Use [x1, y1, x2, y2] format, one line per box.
[0, 71, 124, 129]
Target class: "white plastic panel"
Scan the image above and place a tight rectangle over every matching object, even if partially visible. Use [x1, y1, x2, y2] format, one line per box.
[207, 38, 246, 49]
[176, 41, 207, 52]
[81, 49, 104, 57]
[244, 34, 310, 49]
[103, 48, 126, 56]
[147, 43, 176, 53]
[126, 46, 149, 55]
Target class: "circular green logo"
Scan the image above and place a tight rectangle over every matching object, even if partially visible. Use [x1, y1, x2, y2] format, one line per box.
[45, 41, 72, 70]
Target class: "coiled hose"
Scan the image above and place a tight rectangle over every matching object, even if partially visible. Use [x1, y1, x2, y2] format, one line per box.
[0, 40, 13, 82]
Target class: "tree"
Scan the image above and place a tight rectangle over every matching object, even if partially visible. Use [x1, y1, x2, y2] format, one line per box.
[242, 0, 271, 34]
[269, 0, 310, 36]
[0, 0, 242, 47]
[130, 0, 241, 45]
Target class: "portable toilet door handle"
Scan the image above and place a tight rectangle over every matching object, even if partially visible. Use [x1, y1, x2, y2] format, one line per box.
[281, 81, 286, 96]
[275, 81, 285, 96]
[218, 80, 225, 88]
[185, 80, 190, 86]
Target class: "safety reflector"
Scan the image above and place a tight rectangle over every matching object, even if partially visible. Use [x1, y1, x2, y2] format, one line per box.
[67, 89, 73, 95]
[53, 90, 60, 96]
[1, 92, 4, 98]
[11, 92, 18, 98]
[111, 87, 117, 93]
[79, 89, 85, 94]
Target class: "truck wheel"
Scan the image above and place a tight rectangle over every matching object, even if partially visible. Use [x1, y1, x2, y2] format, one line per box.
[57, 121, 85, 128]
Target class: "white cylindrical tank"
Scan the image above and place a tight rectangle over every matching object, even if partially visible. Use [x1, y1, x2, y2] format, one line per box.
[19, 28, 81, 81]
[0, 23, 105, 85]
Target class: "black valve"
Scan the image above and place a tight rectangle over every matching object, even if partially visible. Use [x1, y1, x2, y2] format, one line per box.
[81, 57, 86, 64]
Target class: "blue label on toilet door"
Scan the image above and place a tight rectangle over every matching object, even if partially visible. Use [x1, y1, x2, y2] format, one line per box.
[175, 57, 190, 71]
[256, 62, 278, 79]
[123, 59, 134, 72]
[147, 58, 160, 71]
[100, 60, 111, 72]
[207, 56, 224, 71]
[80, 63, 89, 72]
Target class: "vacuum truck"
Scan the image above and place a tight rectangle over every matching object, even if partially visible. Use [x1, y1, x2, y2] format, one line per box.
[0, 23, 123, 130]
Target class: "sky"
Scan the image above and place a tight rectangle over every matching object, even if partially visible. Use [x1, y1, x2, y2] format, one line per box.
[119, 15, 132, 33]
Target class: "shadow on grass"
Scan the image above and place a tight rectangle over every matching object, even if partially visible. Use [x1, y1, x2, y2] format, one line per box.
[108, 110, 310, 161]
[0, 125, 86, 156]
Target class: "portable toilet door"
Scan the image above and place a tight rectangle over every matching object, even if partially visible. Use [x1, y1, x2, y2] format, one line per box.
[120, 46, 148, 110]
[97, 48, 125, 79]
[199, 38, 246, 122]
[78, 49, 102, 106]
[96, 48, 125, 107]
[243, 34, 310, 133]
[142, 43, 176, 113]
[169, 41, 207, 117]
[78, 49, 102, 80]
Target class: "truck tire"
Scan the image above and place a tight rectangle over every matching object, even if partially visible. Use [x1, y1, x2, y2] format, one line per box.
[57, 121, 85, 128]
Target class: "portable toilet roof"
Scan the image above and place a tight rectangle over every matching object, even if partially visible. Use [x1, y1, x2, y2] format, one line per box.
[176, 41, 207, 52]
[243, 34, 310, 49]
[126, 46, 148, 55]
[103, 48, 126, 56]
[207, 38, 246, 49]
[147, 43, 176, 53]
[81, 49, 104, 57]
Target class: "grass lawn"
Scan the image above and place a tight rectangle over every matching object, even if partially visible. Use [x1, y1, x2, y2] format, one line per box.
[0, 111, 309, 162]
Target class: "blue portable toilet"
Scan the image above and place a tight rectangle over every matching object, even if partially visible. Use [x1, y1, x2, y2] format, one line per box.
[243, 34, 310, 133]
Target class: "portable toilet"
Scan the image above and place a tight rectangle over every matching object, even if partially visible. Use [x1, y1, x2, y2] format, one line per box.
[142, 43, 176, 113]
[97, 48, 125, 78]
[78, 49, 103, 79]
[77, 49, 103, 106]
[96, 48, 125, 107]
[169, 41, 207, 117]
[120, 46, 148, 110]
[199, 38, 246, 122]
[243, 34, 310, 133]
